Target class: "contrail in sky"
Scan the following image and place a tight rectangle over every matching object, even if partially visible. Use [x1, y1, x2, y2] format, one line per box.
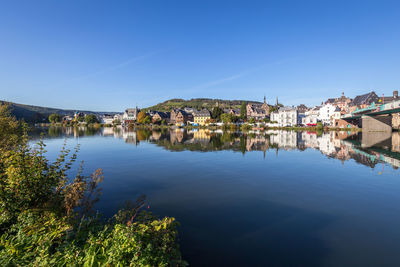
[49, 50, 162, 88]
[187, 57, 297, 92]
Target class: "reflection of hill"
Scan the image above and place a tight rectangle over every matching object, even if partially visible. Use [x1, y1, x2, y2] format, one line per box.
[29, 126, 103, 140]
[151, 130, 246, 153]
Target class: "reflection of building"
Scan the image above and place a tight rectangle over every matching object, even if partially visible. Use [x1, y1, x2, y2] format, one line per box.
[151, 131, 162, 141]
[246, 135, 269, 152]
[393, 132, 400, 152]
[269, 130, 299, 149]
[102, 127, 115, 136]
[318, 134, 337, 155]
[122, 130, 138, 145]
[90, 126, 400, 170]
[301, 132, 319, 149]
[170, 129, 185, 143]
[193, 129, 211, 143]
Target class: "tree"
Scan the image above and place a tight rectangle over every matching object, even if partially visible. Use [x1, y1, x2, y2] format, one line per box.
[0, 103, 22, 152]
[143, 116, 151, 124]
[240, 102, 247, 120]
[211, 107, 223, 121]
[49, 113, 62, 123]
[137, 111, 146, 123]
[248, 117, 256, 124]
[221, 113, 234, 124]
[0, 110, 185, 266]
[84, 114, 99, 124]
[137, 111, 151, 124]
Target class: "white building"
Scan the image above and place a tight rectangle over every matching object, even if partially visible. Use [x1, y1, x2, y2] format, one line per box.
[101, 115, 114, 124]
[122, 108, 140, 125]
[302, 106, 320, 126]
[330, 107, 342, 127]
[270, 107, 299, 127]
[318, 103, 337, 126]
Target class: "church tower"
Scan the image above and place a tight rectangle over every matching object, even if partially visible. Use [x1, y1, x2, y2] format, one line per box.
[262, 95, 270, 115]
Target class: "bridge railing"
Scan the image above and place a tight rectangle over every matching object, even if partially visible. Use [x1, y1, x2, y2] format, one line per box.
[341, 99, 400, 119]
[381, 99, 400, 111]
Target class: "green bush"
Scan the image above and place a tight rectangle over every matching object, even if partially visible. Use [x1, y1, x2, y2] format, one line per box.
[0, 104, 22, 153]
[49, 113, 62, 123]
[84, 114, 99, 124]
[0, 209, 184, 266]
[0, 105, 185, 266]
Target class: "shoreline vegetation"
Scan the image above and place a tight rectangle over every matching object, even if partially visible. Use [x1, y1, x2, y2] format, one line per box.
[0, 104, 186, 266]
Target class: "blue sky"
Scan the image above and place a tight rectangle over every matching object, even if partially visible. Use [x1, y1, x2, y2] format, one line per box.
[1, 0, 400, 111]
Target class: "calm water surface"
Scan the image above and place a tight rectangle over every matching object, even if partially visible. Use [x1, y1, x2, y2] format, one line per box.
[31, 127, 400, 267]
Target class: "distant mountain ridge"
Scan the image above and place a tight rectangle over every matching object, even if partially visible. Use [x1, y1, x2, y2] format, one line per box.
[1, 100, 117, 123]
[143, 98, 265, 112]
[2, 97, 269, 123]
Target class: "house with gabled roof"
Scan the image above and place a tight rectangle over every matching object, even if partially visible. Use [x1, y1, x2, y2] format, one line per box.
[170, 109, 192, 125]
[349, 91, 379, 112]
[246, 96, 270, 120]
[152, 111, 170, 123]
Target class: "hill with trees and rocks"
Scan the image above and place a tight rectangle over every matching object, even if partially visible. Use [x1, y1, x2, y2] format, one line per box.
[0, 100, 117, 123]
[143, 98, 264, 112]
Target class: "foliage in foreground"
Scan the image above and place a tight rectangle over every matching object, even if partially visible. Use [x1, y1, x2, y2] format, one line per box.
[0, 104, 185, 266]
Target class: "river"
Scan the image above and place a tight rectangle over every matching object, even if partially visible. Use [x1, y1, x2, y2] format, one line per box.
[31, 127, 400, 267]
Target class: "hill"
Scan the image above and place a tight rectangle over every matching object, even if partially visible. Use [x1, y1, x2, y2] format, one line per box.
[143, 98, 264, 112]
[1, 100, 117, 123]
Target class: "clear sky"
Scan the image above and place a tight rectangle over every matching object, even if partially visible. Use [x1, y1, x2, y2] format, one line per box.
[1, 0, 400, 111]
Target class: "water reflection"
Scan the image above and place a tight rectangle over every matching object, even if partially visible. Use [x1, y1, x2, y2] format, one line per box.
[31, 126, 400, 170]
[29, 126, 400, 266]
